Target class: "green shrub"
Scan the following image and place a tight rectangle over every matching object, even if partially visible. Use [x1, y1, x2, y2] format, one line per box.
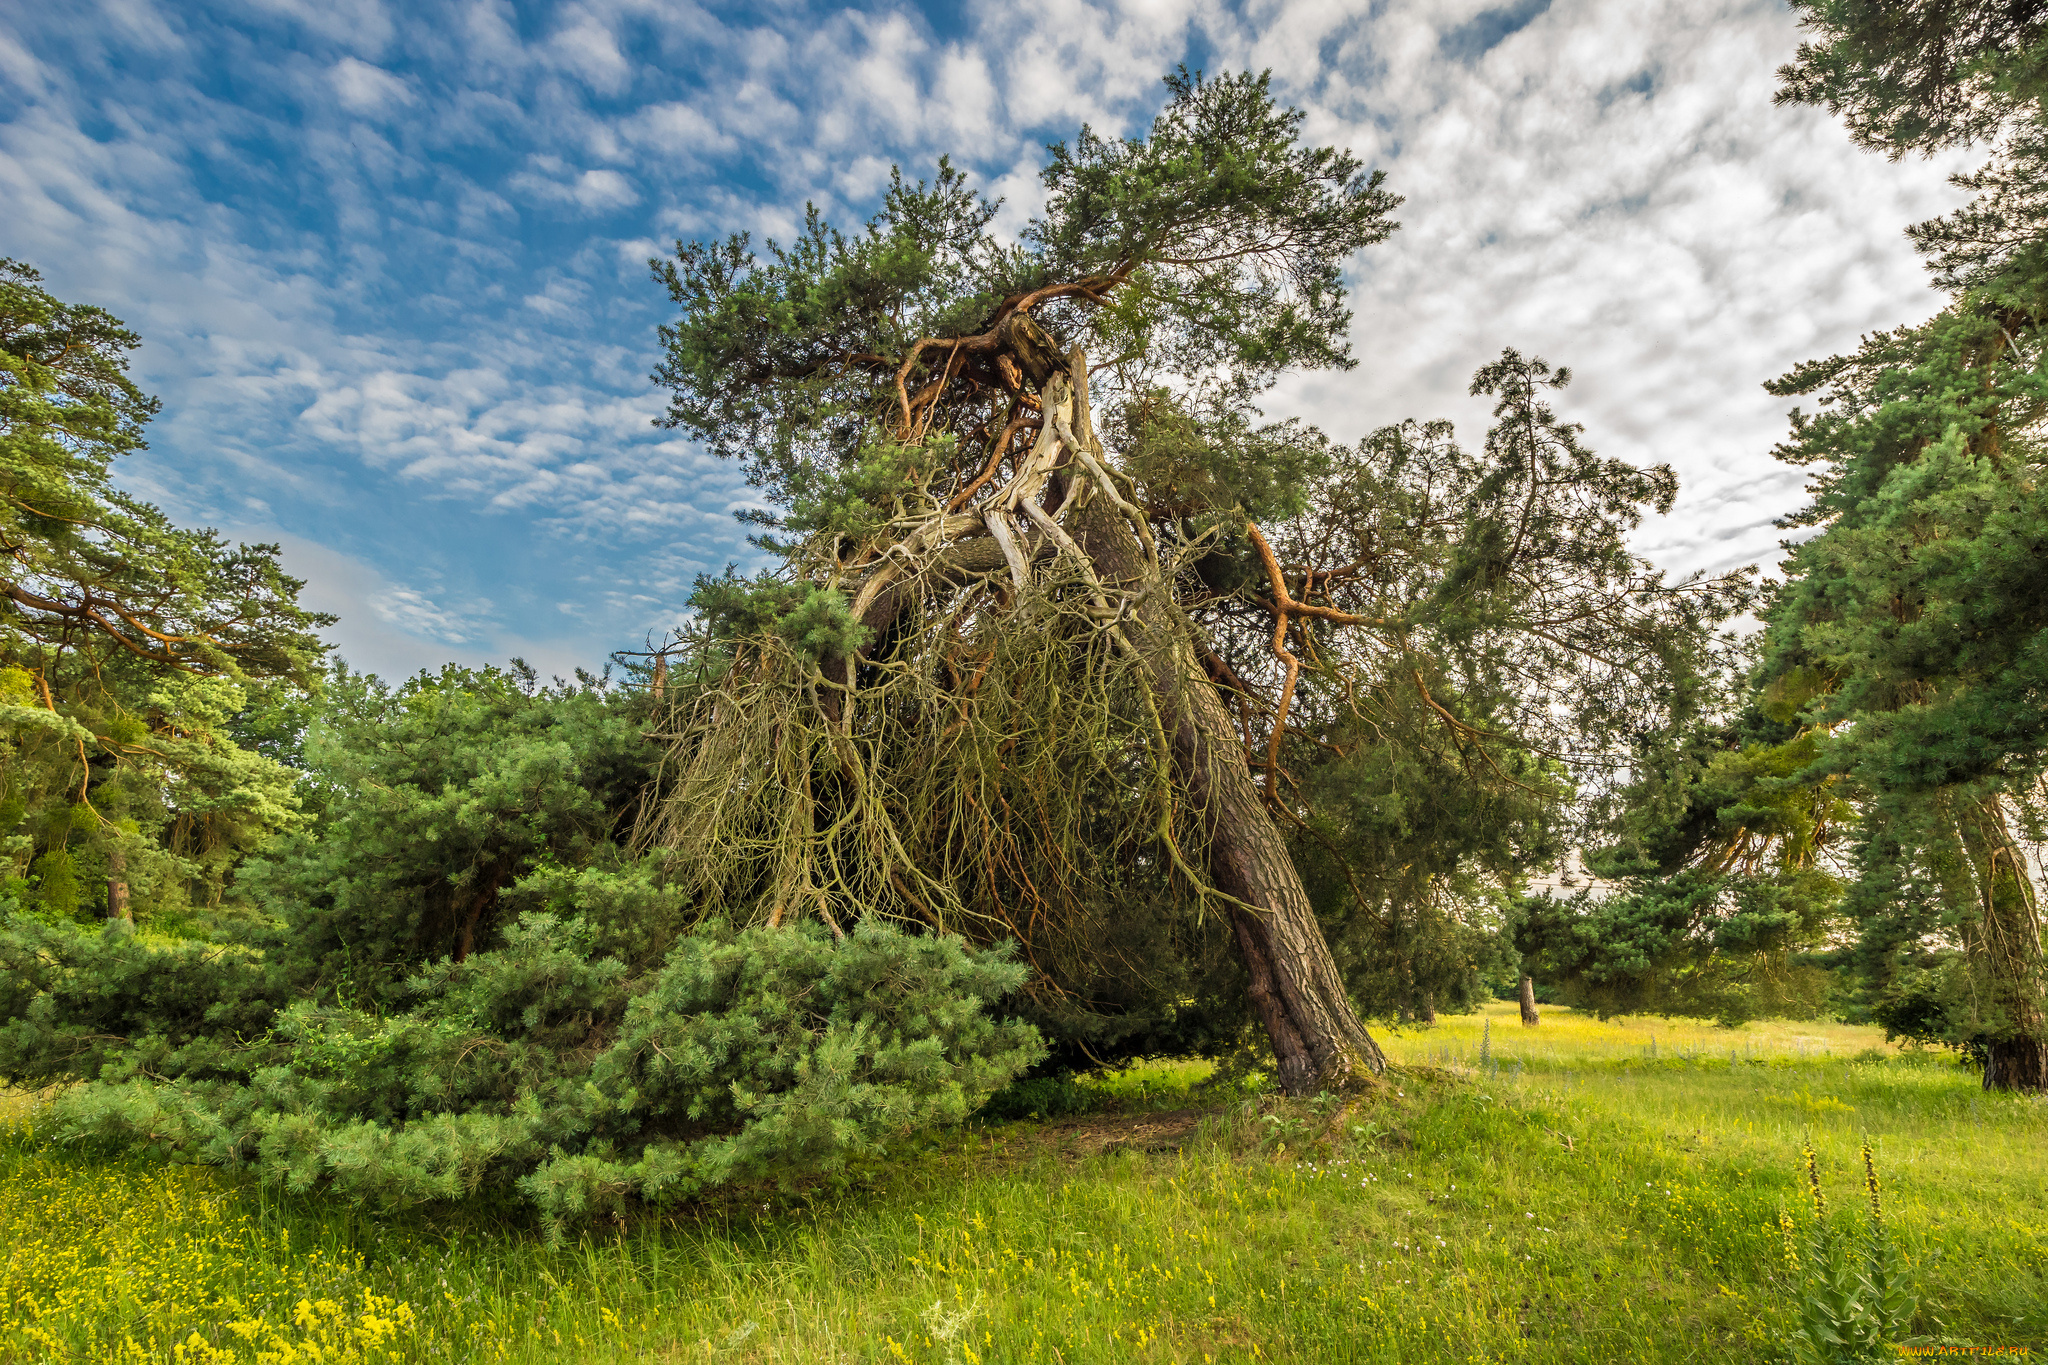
[26, 914, 1041, 1234]
[0, 662, 1045, 1232]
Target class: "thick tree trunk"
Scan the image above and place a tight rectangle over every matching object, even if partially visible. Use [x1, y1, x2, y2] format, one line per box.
[1519, 973, 1540, 1027]
[1417, 991, 1437, 1026]
[1956, 798, 2047, 1094]
[1984, 1037, 2048, 1092]
[452, 865, 511, 963]
[1070, 495, 1386, 1094]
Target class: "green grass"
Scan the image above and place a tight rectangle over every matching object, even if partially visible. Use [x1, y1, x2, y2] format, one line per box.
[4, 1003, 2043, 1363]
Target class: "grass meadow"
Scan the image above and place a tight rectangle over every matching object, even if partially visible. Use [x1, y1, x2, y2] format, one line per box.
[3, 1002, 2043, 1363]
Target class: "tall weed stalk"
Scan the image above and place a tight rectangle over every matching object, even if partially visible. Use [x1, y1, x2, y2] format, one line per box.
[1781, 1138, 1917, 1364]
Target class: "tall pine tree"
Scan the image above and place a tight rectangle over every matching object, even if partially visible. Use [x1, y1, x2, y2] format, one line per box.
[1, 259, 330, 923]
[1767, 0, 2048, 1089]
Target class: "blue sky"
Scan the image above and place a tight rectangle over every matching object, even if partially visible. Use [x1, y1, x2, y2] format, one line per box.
[1, 0, 1969, 678]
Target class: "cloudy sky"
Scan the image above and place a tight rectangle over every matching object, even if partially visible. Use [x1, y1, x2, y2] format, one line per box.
[1, 0, 1971, 678]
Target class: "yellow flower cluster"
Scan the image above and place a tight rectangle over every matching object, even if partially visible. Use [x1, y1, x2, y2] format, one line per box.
[171, 1295, 419, 1365]
[0, 1133, 428, 1364]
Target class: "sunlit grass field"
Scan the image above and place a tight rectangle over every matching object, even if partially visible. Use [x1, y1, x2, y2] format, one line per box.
[4, 1002, 2043, 1363]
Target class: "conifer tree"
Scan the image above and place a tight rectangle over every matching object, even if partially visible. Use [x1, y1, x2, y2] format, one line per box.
[1767, 0, 2048, 1089]
[1508, 660, 1854, 1028]
[646, 72, 1744, 1090]
[0, 259, 330, 921]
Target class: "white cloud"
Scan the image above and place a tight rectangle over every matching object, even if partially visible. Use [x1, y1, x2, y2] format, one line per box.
[0, 29, 48, 95]
[238, 0, 397, 56]
[1202, 0, 1969, 584]
[0, 0, 1983, 678]
[548, 11, 633, 95]
[329, 57, 416, 115]
[256, 532, 604, 679]
[622, 101, 736, 159]
[290, 349, 747, 533]
[509, 157, 641, 211]
[572, 168, 640, 209]
[967, 0, 1198, 134]
[95, 0, 192, 56]
[367, 583, 483, 643]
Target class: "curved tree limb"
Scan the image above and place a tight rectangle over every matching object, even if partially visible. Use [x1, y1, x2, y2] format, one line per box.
[1244, 524, 1386, 628]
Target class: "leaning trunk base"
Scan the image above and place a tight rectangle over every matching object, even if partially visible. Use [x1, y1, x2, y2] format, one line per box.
[1054, 348, 1388, 1097]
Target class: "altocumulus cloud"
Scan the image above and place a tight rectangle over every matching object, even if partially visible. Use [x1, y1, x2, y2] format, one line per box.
[0, 0, 1967, 677]
[329, 56, 417, 115]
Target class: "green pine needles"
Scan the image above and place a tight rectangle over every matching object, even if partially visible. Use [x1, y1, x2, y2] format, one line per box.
[0, 664, 1045, 1234]
[16, 912, 1040, 1238]
[1767, 0, 2048, 1090]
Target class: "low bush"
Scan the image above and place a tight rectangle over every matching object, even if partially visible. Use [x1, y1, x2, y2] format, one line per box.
[13, 912, 1042, 1234]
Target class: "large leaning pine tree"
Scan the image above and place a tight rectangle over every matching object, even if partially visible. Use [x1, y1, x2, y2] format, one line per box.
[647, 71, 1740, 1092]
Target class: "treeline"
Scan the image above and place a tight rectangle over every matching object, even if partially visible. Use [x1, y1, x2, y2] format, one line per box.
[1538, 0, 2048, 1090]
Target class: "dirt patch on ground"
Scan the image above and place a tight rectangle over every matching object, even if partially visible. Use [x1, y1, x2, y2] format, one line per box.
[993, 1107, 1217, 1164]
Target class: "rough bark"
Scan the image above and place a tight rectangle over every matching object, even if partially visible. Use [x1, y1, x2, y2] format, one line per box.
[453, 865, 511, 963]
[104, 847, 129, 924]
[1956, 798, 2047, 1093]
[1069, 493, 1387, 1094]
[1519, 973, 1540, 1027]
[1417, 991, 1437, 1026]
[1984, 1036, 2048, 1092]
